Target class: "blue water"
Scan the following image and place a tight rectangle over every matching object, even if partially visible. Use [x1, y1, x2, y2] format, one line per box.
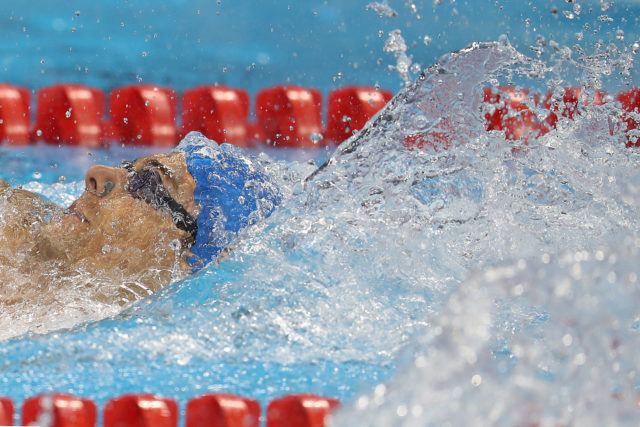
[0, 0, 638, 95]
[0, 1, 639, 426]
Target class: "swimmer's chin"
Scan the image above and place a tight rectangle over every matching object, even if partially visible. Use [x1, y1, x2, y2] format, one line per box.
[63, 201, 91, 225]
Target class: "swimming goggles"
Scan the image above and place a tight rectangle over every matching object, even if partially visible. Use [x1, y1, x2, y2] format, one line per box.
[122, 160, 198, 240]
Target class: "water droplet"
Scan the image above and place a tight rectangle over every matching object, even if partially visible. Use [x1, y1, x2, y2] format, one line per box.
[310, 132, 324, 144]
[65, 108, 72, 118]
[33, 171, 42, 179]
[36, 129, 43, 137]
[366, 1, 398, 18]
[423, 35, 432, 46]
[471, 374, 482, 387]
[123, 117, 129, 124]
[396, 405, 408, 417]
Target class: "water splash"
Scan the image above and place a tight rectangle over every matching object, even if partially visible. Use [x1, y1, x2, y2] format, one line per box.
[366, 1, 399, 18]
[0, 41, 638, 411]
[333, 239, 640, 426]
[383, 29, 413, 85]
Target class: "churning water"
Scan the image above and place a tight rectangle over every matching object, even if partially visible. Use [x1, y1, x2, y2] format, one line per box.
[1, 40, 639, 424]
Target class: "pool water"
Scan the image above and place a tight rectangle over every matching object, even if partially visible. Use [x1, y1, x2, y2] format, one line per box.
[1, 0, 638, 94]
[1, 40, 639, 426]
[0, 1, 639, 425]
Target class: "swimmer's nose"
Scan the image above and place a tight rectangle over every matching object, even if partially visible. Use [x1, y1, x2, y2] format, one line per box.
[85, 165, 121, 197]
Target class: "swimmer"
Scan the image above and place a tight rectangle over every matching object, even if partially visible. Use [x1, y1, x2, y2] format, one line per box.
[0, 133, 281, 307]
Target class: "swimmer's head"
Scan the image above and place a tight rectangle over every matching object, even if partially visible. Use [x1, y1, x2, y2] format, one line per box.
[175, 132, 281, 270]
[40, 132, 280, 284]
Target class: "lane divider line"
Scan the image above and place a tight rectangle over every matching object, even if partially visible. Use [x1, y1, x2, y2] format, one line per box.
[0, 393, 339, 427]
[0, 84, 392, 148]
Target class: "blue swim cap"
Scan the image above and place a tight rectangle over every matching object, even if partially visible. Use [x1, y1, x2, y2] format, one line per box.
[175, 132, 282, 271]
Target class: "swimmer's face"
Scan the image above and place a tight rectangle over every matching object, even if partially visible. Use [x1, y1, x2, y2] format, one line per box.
[37, 152, 197, 290]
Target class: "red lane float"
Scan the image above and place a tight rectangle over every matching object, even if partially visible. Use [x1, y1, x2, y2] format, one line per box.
[109, 85, 178, 146]
[0, 397, 13, 425]
[542, 87, 608, 129]
[0, 84, 31, 145]
[35, 84, 105, 147]
[483, 86, 550, 142]
[403, 118, 456, 152]
[267, 394, 340, 427]
[5, 82, 640, 148]
[22, 394, 97, 427]
[182, 86, 251, 147]
[256, 86, 323, 148]
[186, 394, 260, 427]
[325, 86, 393, 143]
[617, 88, 640, 147]
[103, 394, 178, 427]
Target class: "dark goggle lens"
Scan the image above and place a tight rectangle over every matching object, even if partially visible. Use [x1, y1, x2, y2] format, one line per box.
[122, 162, 198, 239]
[127, 169, 157, 194]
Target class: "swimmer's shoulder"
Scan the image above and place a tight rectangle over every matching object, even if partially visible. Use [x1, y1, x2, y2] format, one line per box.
[0, 180, 61, 235]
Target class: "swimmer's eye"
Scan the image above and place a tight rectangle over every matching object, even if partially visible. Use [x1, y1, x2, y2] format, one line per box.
[146, 159, 175, 178]
[125, 168, 158, 194]
[122, 161, 197, 241]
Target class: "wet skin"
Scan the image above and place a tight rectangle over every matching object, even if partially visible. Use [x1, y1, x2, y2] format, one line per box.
[0, 152, 197, 306]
